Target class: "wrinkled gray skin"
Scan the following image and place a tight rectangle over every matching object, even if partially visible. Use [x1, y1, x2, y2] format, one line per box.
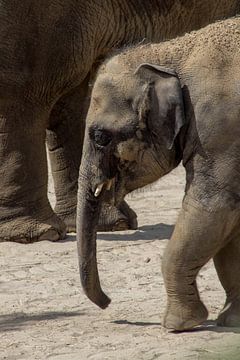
[1, 0, 240, 243]
[78, 18, 240, 331]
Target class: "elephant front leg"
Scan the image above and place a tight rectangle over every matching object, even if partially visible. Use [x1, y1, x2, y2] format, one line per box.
[214, 230, 240, 327]
[162, 198, 237, 331]
[0, 104, 66, 243]
[47, 81, 138, 233]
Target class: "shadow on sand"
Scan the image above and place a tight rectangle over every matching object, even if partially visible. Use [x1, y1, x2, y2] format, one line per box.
[0, 310, 83, 332]
[97, 223, 174, 242]
[61, 223, 174, 242]
[113, 319, 240, 334]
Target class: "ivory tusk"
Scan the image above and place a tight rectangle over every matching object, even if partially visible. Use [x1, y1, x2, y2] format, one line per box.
[106, 178, 114, 191]
[94, 183, 104, 197]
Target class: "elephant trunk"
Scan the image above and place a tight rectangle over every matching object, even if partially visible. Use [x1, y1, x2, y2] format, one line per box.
[77, 168, 111, 309]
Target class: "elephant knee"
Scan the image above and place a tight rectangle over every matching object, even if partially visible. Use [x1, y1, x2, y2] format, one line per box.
[161, 246, 180, 282]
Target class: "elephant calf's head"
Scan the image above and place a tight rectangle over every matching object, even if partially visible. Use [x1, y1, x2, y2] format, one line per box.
[86, 60, 185, 202]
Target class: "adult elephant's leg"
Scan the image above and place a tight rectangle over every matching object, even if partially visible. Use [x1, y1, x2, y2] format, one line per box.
[214, 229, 240, 327]
[47, 83, 87, 232]
[0, 102, 66, 243]
[162, 197, 238, 331]
[47, 81, 137, 232]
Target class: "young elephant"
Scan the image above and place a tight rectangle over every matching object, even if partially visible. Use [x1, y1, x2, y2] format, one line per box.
[77, 17, 240, 330]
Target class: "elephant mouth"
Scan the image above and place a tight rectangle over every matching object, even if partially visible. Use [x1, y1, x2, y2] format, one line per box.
[93, 155, 130, 204]
[94, 178, 115, 198]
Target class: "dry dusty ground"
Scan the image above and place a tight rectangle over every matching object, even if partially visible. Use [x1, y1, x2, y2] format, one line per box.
[0, 165, 240, 360]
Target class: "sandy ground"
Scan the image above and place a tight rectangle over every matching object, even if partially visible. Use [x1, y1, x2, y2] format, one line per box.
[1, 165, 240, 360]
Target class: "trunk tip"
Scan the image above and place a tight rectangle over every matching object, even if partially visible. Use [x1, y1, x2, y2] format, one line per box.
[97, 294, 111, 309]
[84, 291, 111, 309]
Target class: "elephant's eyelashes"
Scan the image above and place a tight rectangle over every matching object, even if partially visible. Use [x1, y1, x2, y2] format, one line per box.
[89, 127, 112, 147]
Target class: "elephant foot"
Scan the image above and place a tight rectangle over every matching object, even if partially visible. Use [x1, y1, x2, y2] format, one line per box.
[97, 200, 138, 232]
[56, 200, 138, 233]
[163, 300, 208, 331]
[56, 207, 77, 233]
[217, 298, 240, 327]
[0, 213, 66, 243]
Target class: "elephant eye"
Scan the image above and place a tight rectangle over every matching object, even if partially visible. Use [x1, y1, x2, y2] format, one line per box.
[126, 98, 133, 107]
[89, 127, 112, 147]
[126, 98, 138, 113]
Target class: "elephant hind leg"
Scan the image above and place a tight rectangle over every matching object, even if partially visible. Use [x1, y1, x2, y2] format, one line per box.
[162, 199, 239, 331]
[47, 83, 88, 233]
[97, 199, 138, 232]
[214, 230, 240, 327]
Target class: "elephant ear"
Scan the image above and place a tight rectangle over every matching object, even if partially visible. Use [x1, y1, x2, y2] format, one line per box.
[135, 63, 185, 150]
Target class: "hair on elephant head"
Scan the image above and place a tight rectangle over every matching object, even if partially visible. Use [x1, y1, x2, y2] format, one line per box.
[77, 61, 186, 310]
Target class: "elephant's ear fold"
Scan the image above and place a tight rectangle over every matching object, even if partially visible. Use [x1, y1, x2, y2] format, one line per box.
[135, 63, 185, 150]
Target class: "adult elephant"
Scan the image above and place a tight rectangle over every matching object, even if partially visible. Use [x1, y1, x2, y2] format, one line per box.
[0, 0, 239, 243]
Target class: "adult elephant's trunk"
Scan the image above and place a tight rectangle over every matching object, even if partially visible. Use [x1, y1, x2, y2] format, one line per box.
[77, 162, 111, 309]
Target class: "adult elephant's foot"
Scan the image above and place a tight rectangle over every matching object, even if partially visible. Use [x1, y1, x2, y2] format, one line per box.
[162, 300, 208, 331]
[57, 200, 138, 233]
[55, 206, 77, 233]
[0, 211, 66, 243]
[97, 200, 138, 232]
[217, 298, 240, 327]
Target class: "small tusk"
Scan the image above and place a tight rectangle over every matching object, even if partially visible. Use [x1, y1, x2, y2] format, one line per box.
[94, 183, 104, 197]
[106, 178, 114, 191]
